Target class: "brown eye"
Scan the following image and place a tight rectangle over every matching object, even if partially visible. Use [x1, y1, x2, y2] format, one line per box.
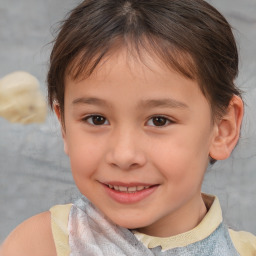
[147, 116, 172, 127]
[153, 117, 167, 126]
[85, 115, 109, 125]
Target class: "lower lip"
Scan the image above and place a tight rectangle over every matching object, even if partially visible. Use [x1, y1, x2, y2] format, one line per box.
[103, 184, 158, 204]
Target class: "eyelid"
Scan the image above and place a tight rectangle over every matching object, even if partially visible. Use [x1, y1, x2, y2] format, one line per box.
[82, 114, 110, 126]
[146, 115, 175, 127]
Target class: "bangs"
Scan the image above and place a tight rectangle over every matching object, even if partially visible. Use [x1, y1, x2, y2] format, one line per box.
[67, 35, 198, 82]
[48, 0, 240, 124]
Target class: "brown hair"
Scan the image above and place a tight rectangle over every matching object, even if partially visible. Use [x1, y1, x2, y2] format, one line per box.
[48, 0, 241, 123]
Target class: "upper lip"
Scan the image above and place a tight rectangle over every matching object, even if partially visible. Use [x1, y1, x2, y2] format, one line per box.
[101, 181, 156, 187]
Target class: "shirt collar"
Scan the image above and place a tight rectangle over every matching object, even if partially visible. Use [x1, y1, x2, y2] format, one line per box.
[133, 194, 222, 251]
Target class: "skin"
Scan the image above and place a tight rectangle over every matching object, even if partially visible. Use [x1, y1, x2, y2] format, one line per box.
[0, 211, 56, 256]
[0, 48, 243, 255]
[59, 48, 243, 236]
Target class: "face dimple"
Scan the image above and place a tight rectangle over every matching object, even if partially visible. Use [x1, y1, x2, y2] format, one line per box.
[62, 48, 215, 237]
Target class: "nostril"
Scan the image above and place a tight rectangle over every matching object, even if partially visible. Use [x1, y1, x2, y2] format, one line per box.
[130, 163, 140, 169]
[109, 161, 144, 171]
[105, 141, 146, 170]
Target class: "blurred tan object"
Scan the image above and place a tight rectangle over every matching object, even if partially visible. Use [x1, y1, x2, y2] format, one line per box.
[0, 71, 47, 124]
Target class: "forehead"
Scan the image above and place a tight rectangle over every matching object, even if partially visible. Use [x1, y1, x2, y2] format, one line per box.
[65, 48, 209, 112]
[68, 36, 198, 83]
[69, 45, 196, 87]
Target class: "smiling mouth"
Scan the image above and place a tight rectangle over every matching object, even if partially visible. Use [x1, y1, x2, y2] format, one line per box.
[102, 182, 159, 203]
[107, 184, 152, 193]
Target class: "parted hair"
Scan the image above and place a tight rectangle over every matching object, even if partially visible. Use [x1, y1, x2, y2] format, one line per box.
[47, 0, 241, 122]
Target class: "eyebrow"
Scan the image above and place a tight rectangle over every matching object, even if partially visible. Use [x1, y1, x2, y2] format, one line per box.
[72, 97, 188, 109]
[72, 97, 110, 107]
[139, 99, 189, 109]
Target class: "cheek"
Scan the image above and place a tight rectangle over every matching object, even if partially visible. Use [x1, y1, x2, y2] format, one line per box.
[66, 132, 104, 179]
[150, 128, 210, 181]
[68, 140, 104, 197]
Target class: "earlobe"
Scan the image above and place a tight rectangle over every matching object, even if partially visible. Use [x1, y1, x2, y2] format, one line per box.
[209, 95, 243, 160]
[53, 103, 69, 155]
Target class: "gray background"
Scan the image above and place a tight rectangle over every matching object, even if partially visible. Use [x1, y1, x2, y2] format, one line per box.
[0, 0, 255, 243]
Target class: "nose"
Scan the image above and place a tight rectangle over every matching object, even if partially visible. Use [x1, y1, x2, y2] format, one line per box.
[105, 128, 146, 170]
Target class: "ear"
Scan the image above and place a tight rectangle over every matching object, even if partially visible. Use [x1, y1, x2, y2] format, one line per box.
[54, 104, 69, 155]
[209, 95, 243, 160]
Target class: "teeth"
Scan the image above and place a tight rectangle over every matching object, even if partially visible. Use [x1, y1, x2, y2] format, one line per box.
[119, 186, 128, 192]
[128, 187, 137, 192]
[136, 186, 145, 191]
[108, 185, 151, 192]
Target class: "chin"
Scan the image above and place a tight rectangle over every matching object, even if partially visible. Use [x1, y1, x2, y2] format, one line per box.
[109, 215, 152, 230]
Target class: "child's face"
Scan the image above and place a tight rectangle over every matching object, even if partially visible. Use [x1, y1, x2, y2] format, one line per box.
[61, 49, 217, 237]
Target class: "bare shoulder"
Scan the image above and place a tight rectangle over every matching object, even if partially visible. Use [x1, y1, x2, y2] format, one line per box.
[0, 211, 56, 256]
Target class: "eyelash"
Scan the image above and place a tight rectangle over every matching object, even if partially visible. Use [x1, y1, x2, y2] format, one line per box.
[83, 115, 109, 126]
[82, 114, 174, 127]
[146, 115, 174, 127]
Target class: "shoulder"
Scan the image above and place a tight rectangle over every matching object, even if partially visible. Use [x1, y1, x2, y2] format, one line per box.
[0, 211, 56, 256]
[229, 229, 256, 256]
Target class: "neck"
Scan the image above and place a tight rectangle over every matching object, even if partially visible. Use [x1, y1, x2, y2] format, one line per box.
[136, 194, 207, 237]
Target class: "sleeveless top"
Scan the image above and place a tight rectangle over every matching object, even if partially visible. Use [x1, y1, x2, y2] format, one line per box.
[50, 194, 256, 256]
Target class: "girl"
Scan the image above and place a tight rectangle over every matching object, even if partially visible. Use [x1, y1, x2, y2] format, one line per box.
[1, 0, 256, 255]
